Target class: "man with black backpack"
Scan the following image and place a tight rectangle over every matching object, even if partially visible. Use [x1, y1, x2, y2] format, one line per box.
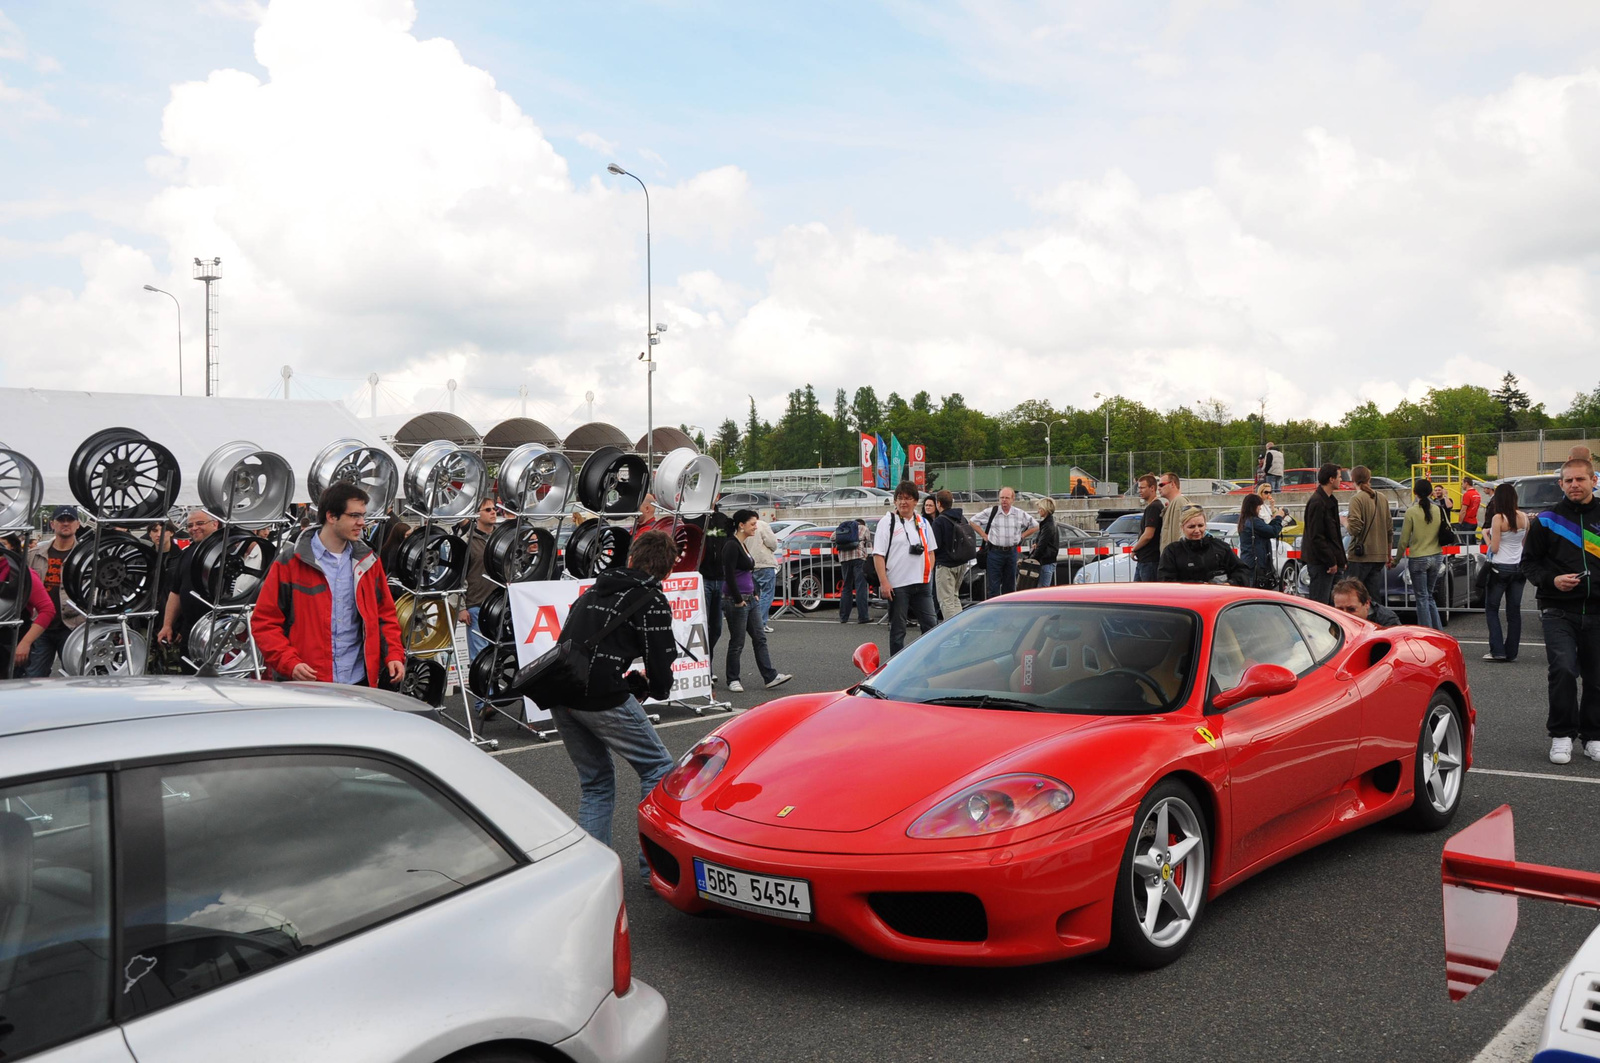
[933, 489, 975, 618]
[542, 530, 681, 880]
[834, 516, 873, 624]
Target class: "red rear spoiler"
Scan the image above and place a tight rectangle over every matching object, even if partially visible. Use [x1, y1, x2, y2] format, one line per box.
[1441, 805, 1600, 1001]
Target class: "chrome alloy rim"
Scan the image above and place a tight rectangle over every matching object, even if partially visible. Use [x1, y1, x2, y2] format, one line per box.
[1129, 797, 1206, 948]
[1421, 704, 1464, 814]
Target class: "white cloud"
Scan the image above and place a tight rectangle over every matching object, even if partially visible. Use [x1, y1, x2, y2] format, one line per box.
[576, 130, 616, 155]
[0, 8, 59, 73]
[4, 0, 1600, 442]
[0, 0, 753, 425]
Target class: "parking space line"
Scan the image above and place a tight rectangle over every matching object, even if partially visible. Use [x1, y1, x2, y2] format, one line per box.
[486, 711, 740, 758]
[1470, 970, 1561, 1063]
[1471, 767, 1600, 785]
[1457, 639, 1546, 649]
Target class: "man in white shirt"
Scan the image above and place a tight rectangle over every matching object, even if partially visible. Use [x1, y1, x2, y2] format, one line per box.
[873, 482, 939, 656]
[747, 517, 781, 632]
[971, 486, 1037, 597]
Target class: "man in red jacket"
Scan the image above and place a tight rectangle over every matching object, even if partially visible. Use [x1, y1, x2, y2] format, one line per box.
[251, 483, 405, 686]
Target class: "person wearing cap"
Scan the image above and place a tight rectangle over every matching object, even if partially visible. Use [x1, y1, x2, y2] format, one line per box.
[25, 505, 86, 677]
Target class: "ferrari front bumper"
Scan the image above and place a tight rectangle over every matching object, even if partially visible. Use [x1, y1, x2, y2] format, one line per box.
[638, 802, 1130, 966]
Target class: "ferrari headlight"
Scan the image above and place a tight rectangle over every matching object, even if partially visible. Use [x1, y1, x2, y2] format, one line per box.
[660, 735, 729, 801]
[907, 774, 1074, 839]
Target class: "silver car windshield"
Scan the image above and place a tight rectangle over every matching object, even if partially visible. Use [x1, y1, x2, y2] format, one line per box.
[866, 603, 1198, 714]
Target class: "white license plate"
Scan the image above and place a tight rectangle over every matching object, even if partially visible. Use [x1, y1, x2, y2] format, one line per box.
[693, 858, 813, 921]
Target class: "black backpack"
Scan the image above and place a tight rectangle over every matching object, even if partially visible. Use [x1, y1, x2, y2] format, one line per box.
[942, 516, 979, 564]
[832, 520, 860, 549]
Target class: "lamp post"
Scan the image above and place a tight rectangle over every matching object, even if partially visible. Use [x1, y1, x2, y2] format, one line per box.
[607, 163, 665, 469]
[141, 285, 183, 395]
[1093, 393, 1112, 486]
[1027, 418, 1072, 496]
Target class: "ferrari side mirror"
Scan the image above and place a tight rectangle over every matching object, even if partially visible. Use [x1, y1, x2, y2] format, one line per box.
[852, 642, 880, 675]
[1212, 663, 1298, 710]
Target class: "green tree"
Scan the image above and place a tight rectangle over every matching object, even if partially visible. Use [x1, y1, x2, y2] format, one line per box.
[712, 419, 741, 475]
[1491, 372, 1531, 431]
[850, 386, 883, 435]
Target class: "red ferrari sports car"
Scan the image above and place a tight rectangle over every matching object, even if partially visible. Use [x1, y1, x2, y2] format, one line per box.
[638, 584, 1475, 968]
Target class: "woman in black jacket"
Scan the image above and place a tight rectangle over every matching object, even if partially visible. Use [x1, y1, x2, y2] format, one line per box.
[1031, 498, 1061, 587]
[1159, 506, 1248, 585]
[1237, 493, 1284, 589]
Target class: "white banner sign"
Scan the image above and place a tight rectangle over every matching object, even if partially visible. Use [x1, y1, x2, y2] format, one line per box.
[507, 572, 712, 723]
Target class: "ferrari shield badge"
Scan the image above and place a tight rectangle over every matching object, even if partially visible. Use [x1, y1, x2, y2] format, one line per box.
[1195, 726, 1218, 748]
[777, 805, 795, 818]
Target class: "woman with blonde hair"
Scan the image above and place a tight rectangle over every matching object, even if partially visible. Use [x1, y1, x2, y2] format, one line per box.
[1159, 506, 1247, 584]
[1031, 497, 1060, 587]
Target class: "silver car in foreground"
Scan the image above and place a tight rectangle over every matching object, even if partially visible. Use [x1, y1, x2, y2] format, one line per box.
[0, 678, 667, 1063]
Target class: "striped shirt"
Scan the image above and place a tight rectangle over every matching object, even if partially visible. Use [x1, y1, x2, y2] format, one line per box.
[972, 504, 1037, 548]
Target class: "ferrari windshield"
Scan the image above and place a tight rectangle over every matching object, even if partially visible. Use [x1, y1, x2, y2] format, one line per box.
[866, 602, 1198, 714]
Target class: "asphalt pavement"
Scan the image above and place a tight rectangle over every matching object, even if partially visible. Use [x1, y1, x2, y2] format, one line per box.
[474, 602, 1600, 1063]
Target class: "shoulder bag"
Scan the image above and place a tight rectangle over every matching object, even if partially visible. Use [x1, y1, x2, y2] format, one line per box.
[509, 588, 657, 705]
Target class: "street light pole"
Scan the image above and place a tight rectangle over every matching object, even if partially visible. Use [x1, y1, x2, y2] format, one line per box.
[1029, 418, 1073, 495]
[142, 285, 183, 395]
[1093, 393, 1111, 486]
[608, 163, 663, 470]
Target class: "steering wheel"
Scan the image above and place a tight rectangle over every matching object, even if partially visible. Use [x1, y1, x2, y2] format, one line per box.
[1068, 667, 1167, 706]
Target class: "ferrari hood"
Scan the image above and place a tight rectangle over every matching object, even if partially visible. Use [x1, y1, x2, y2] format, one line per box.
[712, 695, 1096, 832]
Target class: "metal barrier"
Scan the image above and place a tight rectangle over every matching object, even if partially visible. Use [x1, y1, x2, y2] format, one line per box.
[771, 544, 880, 618]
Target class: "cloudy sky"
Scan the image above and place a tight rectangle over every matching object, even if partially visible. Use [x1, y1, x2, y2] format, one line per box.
[3, 0, 1600, 436]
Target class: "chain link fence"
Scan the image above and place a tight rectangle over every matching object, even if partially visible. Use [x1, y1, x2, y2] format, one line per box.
[926, 426, 1600, 495]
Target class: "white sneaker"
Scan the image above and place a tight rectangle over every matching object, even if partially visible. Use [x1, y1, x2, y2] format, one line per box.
[726, 680, 744, 693]
[764, 625, 775, 633]
[766, 673, 793, 690]
[1550, 737, 1574, 765]
[1584, 740, 1600, 763]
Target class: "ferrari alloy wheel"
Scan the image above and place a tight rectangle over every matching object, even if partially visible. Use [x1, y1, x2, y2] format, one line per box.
[1404, 695, 1464, 830]
[1110, 780, 1209, 968]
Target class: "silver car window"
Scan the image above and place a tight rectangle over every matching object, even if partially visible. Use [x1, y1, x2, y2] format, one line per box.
[0, 773, 113, 1060]
[118, 754, 516, 1017]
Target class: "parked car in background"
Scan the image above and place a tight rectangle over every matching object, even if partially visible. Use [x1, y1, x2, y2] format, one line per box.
[946, 490, 986, 505]
[803, 487, 894, 509]
[963, 522, 1114, 601]
[0, 678, 668, 1063]
[769, 519, 820, 539]
[1488, 474, 1564, 514]
[776, 525, 881, 610]
[1181, 478, 1237, 496]
[717, 490, 784, 512]
[1073, 519, 1305, 594]
[1279, 468, 1356, 491]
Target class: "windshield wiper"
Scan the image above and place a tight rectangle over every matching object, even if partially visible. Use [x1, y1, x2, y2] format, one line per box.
[918, 694, 1039, 711]
[853, 683, 889, 699]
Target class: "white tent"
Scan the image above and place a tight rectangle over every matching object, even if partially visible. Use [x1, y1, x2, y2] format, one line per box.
[0, 388, 403, 507]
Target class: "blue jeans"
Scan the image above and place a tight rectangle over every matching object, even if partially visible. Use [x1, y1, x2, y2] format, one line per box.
[1409, 557, 1443, 630]
[548, 695, 676, 879]
[465, 605, 488, 707]
[1265, 474, 1282, 491]
[1484, 563, 1525, 660]
[702, 577, 723, 656]
[25, 625, 71, 677]
[722, 597, 777, 685]
[1134, 559, 1158, 583]
[754, 567, 777, 627]
[838, 558, 869, 621]
[1035, 562, 1056, 588]
[986, 547, 1019, 597]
